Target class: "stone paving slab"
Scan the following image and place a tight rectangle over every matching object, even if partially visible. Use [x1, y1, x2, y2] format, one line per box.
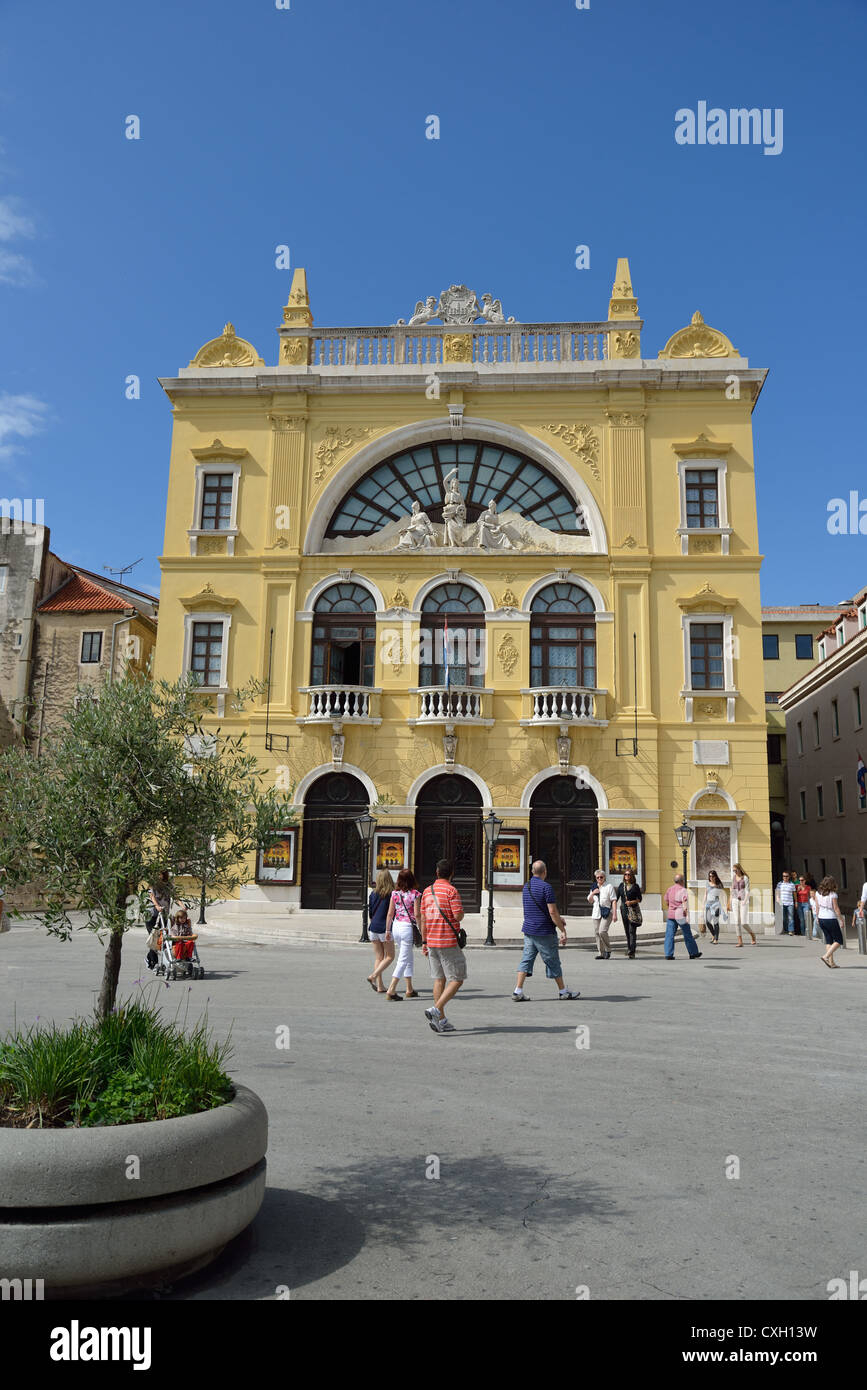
[0, 923, 863, 1301]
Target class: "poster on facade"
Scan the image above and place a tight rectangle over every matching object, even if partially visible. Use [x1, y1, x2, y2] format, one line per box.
[256, 828, 298, 884]
[694, 825, 732, 883]
[373, 829, 411, 877]
[603, 831, 645, 888]
[492, 830, 527, 889]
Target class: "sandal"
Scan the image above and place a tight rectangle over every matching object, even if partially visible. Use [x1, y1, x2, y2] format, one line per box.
[405, 990, 419, 998]
[821, 956, 832, 968]
[385, 990, 401, 1000]
[366, 977, 379, 992]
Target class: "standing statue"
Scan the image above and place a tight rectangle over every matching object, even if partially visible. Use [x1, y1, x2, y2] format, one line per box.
[397, 500, 436, 549]
[475, 499, 513, 550]
[441, 469, 467, 546]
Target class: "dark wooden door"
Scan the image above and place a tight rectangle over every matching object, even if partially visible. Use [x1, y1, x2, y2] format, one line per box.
[415, 774, 483, 911]
[530, 780, 598, 915]
[301, 772, 367, 909]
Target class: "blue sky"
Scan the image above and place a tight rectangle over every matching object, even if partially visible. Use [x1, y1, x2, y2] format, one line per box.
[0, 0, 864, 603]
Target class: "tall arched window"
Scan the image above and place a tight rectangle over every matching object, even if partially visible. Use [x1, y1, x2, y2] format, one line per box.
[530, 582, 596, 688]
[419, 582, 485, 688]
[311, 582, 376, 687]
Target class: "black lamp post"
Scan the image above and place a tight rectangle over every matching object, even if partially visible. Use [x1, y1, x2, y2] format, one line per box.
[355, 810, 378, 943]
[482, 810, 504, 947]
[674, 818, 694, 903]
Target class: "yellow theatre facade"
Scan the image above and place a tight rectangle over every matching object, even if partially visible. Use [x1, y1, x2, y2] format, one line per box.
[154, 261, 773, 926]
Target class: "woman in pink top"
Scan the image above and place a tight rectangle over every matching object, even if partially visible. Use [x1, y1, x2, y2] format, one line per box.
[384, 870, 422, 999]
[663, 874, 702, 960]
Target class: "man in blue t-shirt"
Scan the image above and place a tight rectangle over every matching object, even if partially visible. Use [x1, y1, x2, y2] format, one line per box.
[513, 860, 580, 1001]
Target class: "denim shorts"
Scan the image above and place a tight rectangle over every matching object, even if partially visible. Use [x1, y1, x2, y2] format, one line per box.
[519, 932, 563, 979]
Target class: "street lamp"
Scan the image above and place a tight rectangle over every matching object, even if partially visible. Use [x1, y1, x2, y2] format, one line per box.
[482, 810, 504, 947]
[674, 818, 694, 900]
[355, 810, 378, 943]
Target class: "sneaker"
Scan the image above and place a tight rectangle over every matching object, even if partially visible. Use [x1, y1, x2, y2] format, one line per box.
[559, 989, 580, 999]
[513, 991, 529, 1002]
[604, 951, 611, 959]
[594, 953, 604, 960]
[439, 1019, 456, 1031]
[424, 1006, 442, 1033]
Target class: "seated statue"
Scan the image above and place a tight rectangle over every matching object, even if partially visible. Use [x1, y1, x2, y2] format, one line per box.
[475, 499, 513, 550]
[397, 500, 436, 549]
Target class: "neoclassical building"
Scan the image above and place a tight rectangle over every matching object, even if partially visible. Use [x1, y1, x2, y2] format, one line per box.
[154, 262, 772, 925]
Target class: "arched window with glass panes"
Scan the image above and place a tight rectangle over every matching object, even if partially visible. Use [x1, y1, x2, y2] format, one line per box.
[530, 583, 597, 690]
[310, 583, 376, 688]
[419, 583, 485, 689]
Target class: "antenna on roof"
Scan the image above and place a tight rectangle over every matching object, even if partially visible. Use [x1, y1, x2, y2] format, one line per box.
[103, 558, 143, 582]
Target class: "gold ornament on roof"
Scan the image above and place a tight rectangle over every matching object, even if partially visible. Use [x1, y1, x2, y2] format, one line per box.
[658, 310, 739, 359]
[190, 322, 265, 368]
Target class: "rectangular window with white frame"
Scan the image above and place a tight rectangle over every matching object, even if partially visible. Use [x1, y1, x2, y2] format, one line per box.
[80, 631, 103, 664]
[182, 612, 232, 694]
[676, 458, 731, 555]
[0, 567, 7, 595]
[835, 777, 844, 814]
[681, 612, 737, 722]
[189, 460, 242, 555]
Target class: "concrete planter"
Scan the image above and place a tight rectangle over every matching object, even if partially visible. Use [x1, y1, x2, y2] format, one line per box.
[0, 1084, 267, 1297]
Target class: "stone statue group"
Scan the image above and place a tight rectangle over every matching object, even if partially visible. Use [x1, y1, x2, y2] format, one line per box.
[397, 470, 514, 550]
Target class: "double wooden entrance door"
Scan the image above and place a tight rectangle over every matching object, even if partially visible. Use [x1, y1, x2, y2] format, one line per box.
[301, 772, 367, 910]
[530, 782, 598, 916]
[415, 774, 482, 912]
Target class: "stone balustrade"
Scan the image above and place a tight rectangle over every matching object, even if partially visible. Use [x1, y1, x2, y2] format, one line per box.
[280, 322, 615, 370]
[304, 686, 378, 721]
[526, 687, 602, 722]
[414, 686, 489, 723]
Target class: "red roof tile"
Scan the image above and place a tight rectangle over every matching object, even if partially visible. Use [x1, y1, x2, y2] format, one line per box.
[38, 572, 131, 614]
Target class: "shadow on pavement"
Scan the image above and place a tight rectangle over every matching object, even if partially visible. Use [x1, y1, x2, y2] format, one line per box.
[162, 1154, 621, 1298]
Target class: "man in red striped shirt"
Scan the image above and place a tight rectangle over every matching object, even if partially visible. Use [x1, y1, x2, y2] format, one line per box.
[420, 859, 466, 1034]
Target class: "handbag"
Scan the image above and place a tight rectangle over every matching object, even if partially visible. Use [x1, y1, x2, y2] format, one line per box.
[430, 887, 467, 949]
[626, 901, 643, 927]
[400, 892, 423, 947]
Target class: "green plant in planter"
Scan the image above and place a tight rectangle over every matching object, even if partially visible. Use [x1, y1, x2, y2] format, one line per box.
[0, 673, 295, 1017]
[0, 996, 233, 1128]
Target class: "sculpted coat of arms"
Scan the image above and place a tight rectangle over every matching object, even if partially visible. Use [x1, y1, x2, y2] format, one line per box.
[396, 285, 517, 327]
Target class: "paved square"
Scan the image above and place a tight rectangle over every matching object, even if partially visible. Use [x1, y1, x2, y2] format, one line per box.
[1, 924, 863, 1301]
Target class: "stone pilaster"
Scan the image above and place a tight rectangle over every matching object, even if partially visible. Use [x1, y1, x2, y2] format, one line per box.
[266, 414, 307, 551]
[605, 408, 647, 549]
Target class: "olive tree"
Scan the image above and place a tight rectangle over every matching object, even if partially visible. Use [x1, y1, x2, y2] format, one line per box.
[0, 674, 294, 1016]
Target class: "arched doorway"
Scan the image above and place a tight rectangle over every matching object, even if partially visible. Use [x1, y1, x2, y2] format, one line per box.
[530, 777, 598, 915]
[301, 771, 368, 910]
[415, 774, 483, 910]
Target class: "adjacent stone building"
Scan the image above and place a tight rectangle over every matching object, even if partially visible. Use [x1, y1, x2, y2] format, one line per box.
[761, 603, 841, 882]
[154, 261, 774, 926]
[779, 592, 867, 914]
[31, 568, 158, 749]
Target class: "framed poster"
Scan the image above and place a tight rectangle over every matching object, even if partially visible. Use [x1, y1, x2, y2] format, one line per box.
[491, 829, 527, 889]
[256, 828, 298, 884]
[372, 828, 411, 879]
[602, 830, 645, 888]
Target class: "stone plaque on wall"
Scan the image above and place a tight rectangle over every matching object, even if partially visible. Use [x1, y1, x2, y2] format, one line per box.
[693, 740, 730, 765]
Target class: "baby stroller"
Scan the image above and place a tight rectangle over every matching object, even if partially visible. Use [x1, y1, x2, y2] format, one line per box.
[148, 911, 205, 981]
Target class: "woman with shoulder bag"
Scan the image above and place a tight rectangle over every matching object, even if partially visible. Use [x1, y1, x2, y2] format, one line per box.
[615, 869, 643, 958]
[588, 869, 616, 959]
[704, 870, 726, 944]
[729, 863, 756, 947]
[384, 870, 422, 1000]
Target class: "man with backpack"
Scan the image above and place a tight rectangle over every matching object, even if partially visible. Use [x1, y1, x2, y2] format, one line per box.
[420, 859, 467, 1034]
[513, 860, 580, 1001]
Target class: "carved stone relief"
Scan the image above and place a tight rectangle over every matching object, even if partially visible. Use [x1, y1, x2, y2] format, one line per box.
[542, 424, 601, 481]
[497, 634, 519, 677]
[312, 427, 373, 486]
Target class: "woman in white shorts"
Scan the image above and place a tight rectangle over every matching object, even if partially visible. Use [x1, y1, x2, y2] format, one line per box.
[384, 870, 422, 1000]
[729, 863, 756, 946]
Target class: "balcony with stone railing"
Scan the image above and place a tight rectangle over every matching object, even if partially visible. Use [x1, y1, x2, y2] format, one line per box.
[520, 687, 608, 728]
[408, 687, 494, 727]
[297, 686, 382, 725]
[279, 320, 626, 372]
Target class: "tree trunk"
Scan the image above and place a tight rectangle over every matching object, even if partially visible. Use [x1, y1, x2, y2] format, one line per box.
[97, 927, 124, 1018]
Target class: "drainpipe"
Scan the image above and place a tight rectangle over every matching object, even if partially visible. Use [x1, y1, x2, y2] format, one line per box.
[107, 611, 134, 683]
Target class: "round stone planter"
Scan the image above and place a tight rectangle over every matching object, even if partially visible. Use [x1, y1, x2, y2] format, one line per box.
[0, 1084, 267, 1297]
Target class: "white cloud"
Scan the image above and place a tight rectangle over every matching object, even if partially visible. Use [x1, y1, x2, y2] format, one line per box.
[0, 393, 50, 461]
[0, 194, 37, 286]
